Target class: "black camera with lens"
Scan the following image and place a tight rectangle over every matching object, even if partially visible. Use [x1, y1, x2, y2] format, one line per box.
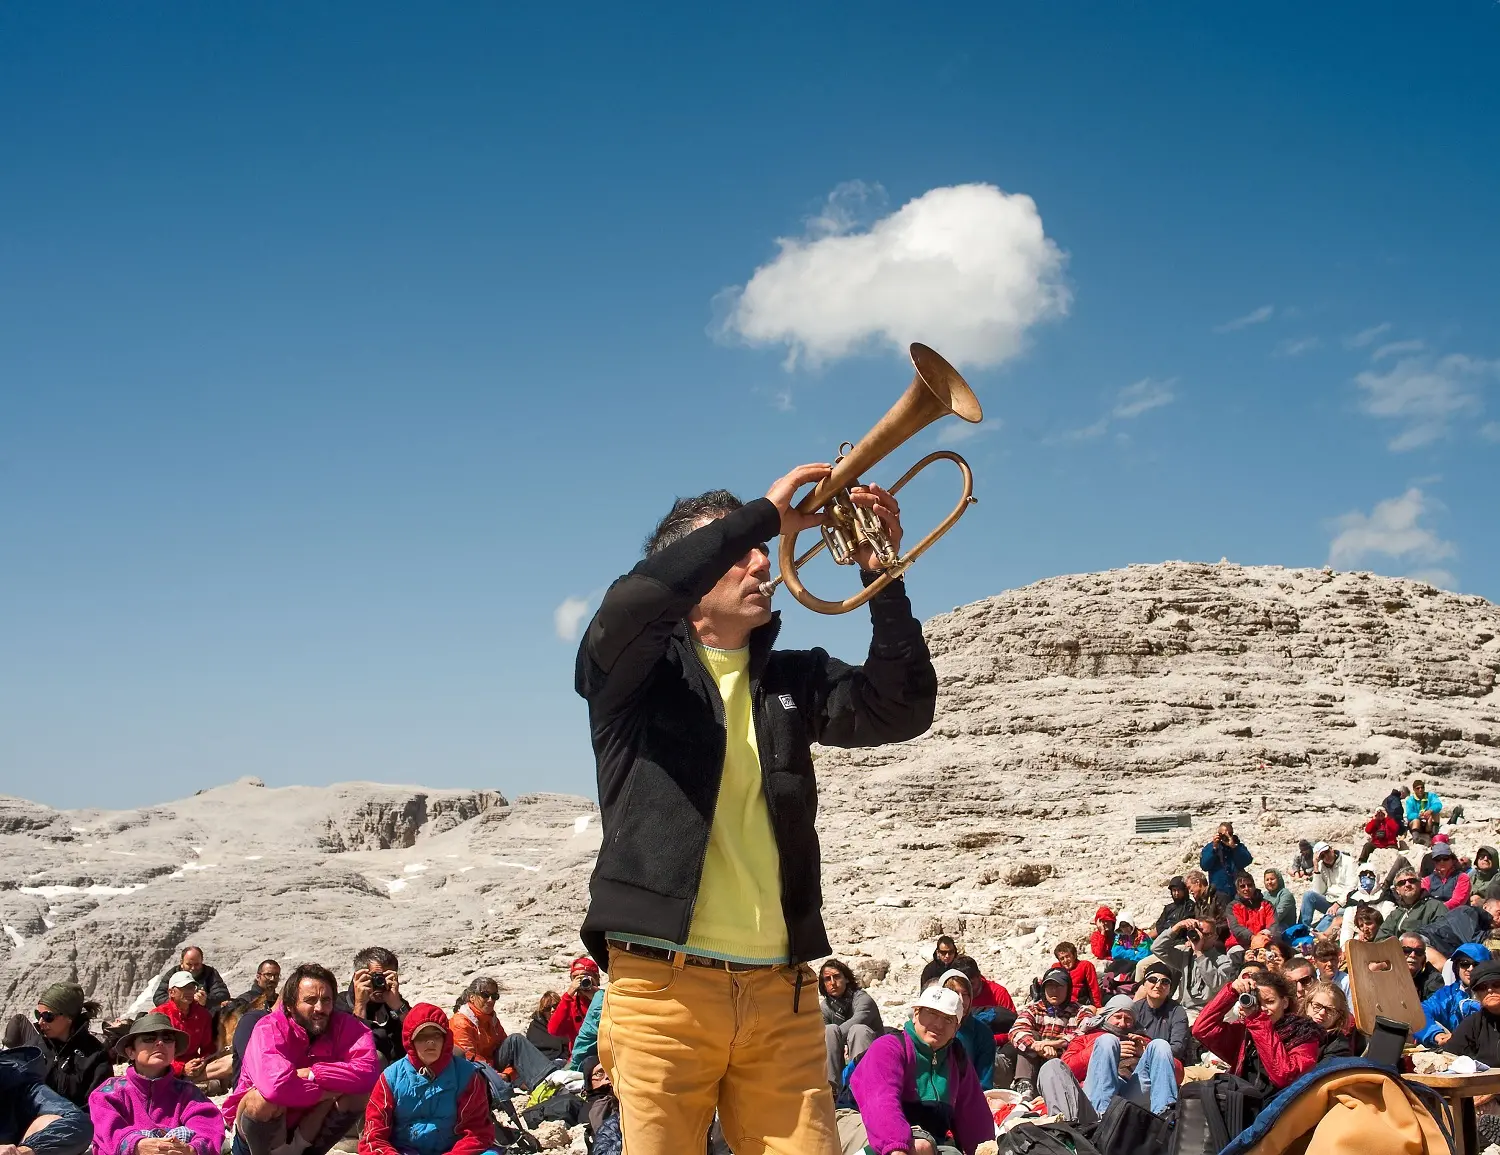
[370, 972, 388, 991]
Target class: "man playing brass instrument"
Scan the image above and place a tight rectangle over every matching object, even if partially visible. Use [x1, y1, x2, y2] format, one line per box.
[574, 463, 938, 1154]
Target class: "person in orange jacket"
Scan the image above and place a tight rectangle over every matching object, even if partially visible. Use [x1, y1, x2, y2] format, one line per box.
[446, 977, 556, 1105]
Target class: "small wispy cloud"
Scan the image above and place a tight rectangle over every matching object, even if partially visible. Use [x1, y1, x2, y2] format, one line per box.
[1213, 305, 1274, 334]
[553, 596, 593, 642]
[935, 418, 1002, 446]
[1327, 487, 1456, 589]
[1275, 336, 1321, 357]
[1056, 378, 1176, 443]
[1345, 322, 1392, 349]
[1482, 422, 1500, 443]
[1372, 339, 1426, 361]
[1353, 352, 1497, 451]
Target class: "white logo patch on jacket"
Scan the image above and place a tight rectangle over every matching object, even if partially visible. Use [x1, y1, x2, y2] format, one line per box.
[778, 694, 797, 711]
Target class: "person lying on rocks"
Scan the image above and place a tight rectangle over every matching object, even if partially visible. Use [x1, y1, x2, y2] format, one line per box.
[846, 986, 992, 1155]
[1359, 806, 1402, 864]
[154, 974, 214, 1083]
[1192, 971, 1321, 1097]
[525, 993, 569, 1064]
[1052, 941, 1102, 1009]
[446, 977, 557, 1102]
[222, 962, 380, 1155]
[0, 1041, 92, 1155]
[1381, 867, 1450, 939]
[1151, 918, 1238, 1013]
[1302, 982, 1361, 1061]
[926, 968, 996, 1091]
[1131, 962, 1191, 1064]
[0, 982, 111, 1108]
[1301, 842, 1360, 933]
[932, 936, 960, 968]
[1155, 877, 1195, 937]
[87, 1012, 223, 1155]
[1228, 872, 1278, 949]
[1007, 966, 1093, 1100]
[152, 948, 232, 1016]
[358, 1004, 497, 1155]
[1201, 822, 1253, 899]
[819, 958, 884, 1092]
[1406, 778, 1443, 839]
[546, 956, 601, 1060]
[1425, 896, 1500, 963]
[1262, 870, 1296, 936]
[1089, 908, 1115, 962]
[1185, 871, 1227, 924]
[334, 948, 410, 1070]
[1425, 841, 1473, 910]
[237, 962, 282, 1010]
[1289, 841, 1315, 884]
[1415, 943, 1492, 1047]
[1038, 995, 1180, 1128]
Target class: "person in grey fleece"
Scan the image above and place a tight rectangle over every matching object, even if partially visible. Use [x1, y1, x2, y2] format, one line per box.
[1151, 919, 1239, 1013]
[818, 958, 883, 1088]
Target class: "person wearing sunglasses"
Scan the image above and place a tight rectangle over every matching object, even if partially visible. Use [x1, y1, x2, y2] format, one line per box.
[0, 983, 111, 1108]
[446, 976, 556, 1110]
[1131, 963, 1190, 1063]
[1382, 868, 1449, 940]
[87, 1012, 223, 1155]
[1397, 932, 1447, 1000]
[1444, 959, 1500, 1148]
[1414, 943, 1493, 1047]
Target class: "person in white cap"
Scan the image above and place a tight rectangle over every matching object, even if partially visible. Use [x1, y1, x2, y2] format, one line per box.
[1301, 842, 1358, 931]
[846, 986, 994, 1155]
[151, 973, 214, 1082]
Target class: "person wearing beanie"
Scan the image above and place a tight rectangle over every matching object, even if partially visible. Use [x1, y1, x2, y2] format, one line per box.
[87, 1012, 223, 1155]
[1154, 879, 1195, 937]
[0, 981, 111, 1108]
[1007, 968, 1090, 1099]
[1131, 963, 1191, 1063]
[1039, 995, 1180, 1126]
[1052, 942, 1102, 1010]
[846, 987, 993, 1155]
[1089, 908, 1116, 961]
[546, 956, 602, 1058]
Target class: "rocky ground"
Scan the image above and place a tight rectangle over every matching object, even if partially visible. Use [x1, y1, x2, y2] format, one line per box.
[3, 562, 1498, 1038]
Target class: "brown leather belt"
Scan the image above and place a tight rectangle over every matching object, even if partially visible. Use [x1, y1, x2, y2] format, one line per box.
[607, 938, 779, 973]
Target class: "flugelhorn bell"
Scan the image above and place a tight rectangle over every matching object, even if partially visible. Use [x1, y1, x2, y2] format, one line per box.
[760, 342, 982, 615]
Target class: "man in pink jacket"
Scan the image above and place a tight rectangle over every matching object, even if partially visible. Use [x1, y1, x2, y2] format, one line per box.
[222, 963, 380, 1155]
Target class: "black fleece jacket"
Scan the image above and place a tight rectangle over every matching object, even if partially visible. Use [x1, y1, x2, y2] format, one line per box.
[574, 497, 937, 967]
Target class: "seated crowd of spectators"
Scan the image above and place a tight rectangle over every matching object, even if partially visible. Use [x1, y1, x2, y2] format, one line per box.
[4, 778, 1496, 1155]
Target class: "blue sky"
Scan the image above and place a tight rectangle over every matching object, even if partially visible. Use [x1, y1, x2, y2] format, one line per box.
[3, 3, 1497, 810]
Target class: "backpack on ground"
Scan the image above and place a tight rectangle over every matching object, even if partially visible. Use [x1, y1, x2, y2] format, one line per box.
[1217, 1056, 1454, 1155]
[998, 1120, 1104, 1155]
[1093, 1095, 1173, 1155]
[1173, 1072, 1265, 1155]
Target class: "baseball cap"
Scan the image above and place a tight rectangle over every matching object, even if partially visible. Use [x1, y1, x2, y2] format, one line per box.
[912, 986, 964, 1020]
[1312, 842, 1331, 859]
[167, 970, 198, 990]
[1430, 843, 1456, 859]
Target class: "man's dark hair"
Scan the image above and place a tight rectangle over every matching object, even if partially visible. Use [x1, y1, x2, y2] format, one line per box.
[282, 963, 337, 1010]
[935, 935, 958, 952]
[951, 955, 982, 988]
[257, 959, 279, 972]
[1053, 941, 1078, 958]
[181, 945, 202, 961]
[643, 490, 743, 557]
[818, 958, 859, 991]
[353, 946, 399, 972]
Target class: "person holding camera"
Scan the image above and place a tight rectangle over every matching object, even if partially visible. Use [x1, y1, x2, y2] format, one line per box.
[1200, 823, 1253, 899]
[547, 957, 601, 1058]
[1191, 971, 1320, 1097]
[335, 948, 410, 1069]
[1150, 919, 1238, 1013]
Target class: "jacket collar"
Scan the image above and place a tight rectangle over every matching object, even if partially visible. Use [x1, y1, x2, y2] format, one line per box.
[673, 613, 782, 680]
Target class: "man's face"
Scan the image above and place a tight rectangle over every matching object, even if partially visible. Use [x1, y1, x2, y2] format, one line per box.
[169, 982, 197, 1010]
[257, 964, 281, 991]
[181, 948, 203, 975]
[820, 968, 846, 998]
[1219, 824, 1234, 841]
[935, 942, 957, 964]
[911, 1007, 958, 1049]
[1043, 981, 1068, 1007]
[1235, 877, 1255, 902]
[1414, 782, 1426, 799]
[1401, 937, 1427, 974]
[412, 1028, 445, 1068]
[1106, 1010, 1135, 1033]
[1458, 958, 1479, 987]
[1394, 876, 1422, 907]
[292, 978, 334, 1038]
[689, 518, 773, 636]
[1056, 947, 1077, 970]
[1320, 849, 1336, 868]
[1480, 852, 1497, 872]
[1187, 877, 1207, 900]
[1477, 981, 1500, 1014]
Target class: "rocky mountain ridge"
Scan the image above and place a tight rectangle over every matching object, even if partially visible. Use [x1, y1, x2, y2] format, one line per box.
[2, 562, 1497, 1028]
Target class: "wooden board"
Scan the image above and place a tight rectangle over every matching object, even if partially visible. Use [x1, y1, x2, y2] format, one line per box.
[1347, 937, 1427, 1035]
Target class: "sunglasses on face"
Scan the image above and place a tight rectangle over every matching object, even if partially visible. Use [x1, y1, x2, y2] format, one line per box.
[1293, 975, 1316, 986]
[33, 1010, 57, 1024]
[1142, 976, 1170, 986]
[1402, 946, 1426, 956]
[132, 1032, 176, 1045]
[473, 992, 497, 1002]
[1395, 880, 1420, 888]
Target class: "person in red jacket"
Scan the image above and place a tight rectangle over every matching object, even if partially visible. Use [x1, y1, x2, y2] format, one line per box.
[1089, 907, 1116, 961]
[1052, 941, 1103, 1009]
[154, 971, 213, 1080]
[1227, 872, 1279, 949]
[1358, 808, 1402, 863]
[1191, 970, 1320, 1097]
[546, 957, 601, 1056]
[361, 1003, 497, 1155]
[951, 955, 1016, 1046]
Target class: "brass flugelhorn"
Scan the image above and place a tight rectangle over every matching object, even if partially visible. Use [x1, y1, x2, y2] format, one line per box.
[760, 342, 982, 615]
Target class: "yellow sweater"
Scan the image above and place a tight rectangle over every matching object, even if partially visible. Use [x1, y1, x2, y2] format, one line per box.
[682, 642, 790, 963]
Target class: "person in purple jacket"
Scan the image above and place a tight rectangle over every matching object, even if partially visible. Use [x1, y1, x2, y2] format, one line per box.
[88, 1013, 224, 1155]
[847, 986, 994, 1155]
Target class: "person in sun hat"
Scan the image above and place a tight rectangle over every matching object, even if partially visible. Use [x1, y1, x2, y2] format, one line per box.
[87, 1012, 223, 1155]
[846, 985, 993, 1155]
[359, 1004, 497, 1155]
[0, 981, 111, 1107]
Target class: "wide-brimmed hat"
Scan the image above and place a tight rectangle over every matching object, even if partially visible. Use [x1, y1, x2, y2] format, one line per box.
[120, 1011, 189, 1053]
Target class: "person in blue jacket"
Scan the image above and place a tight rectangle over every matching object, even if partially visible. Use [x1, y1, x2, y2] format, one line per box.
[0, 1046, 93, 1155]
[1405, 780, 1444, 838]
[1201, 822, 1254, 898]
[1417, 943, 1492, 1046]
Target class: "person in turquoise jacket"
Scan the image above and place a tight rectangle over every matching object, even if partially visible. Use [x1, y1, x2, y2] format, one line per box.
[1405, 780, 1444, 837]
[566, 990, 603, 1072]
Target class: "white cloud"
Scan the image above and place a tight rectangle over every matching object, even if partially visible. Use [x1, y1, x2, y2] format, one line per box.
[553, 597, 592, 642]
[1345, 322, 1392, 349]
[935, 417, 1003, 446]
[1353, 353, 1497, 451]
[1407, 568, 1457, 590]
[1055, 378, 1175, 443]
[1275, 336, 1321, 357]
[1327, 488, 1456, 580]
[718, 182, 1070, 369]
[1372, 339, 1426, 361]
[1213, 305, 1273, 334]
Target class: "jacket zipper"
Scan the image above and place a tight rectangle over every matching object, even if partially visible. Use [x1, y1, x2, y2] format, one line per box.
[679, 638, 728, 943]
